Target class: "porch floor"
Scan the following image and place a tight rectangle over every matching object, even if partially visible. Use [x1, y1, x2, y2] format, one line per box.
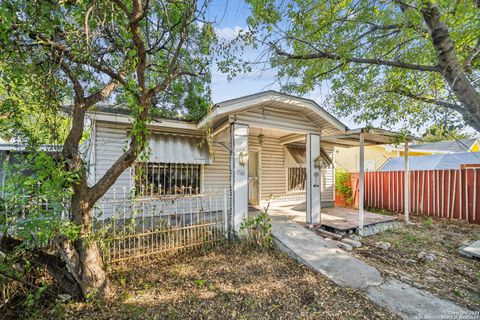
[255, 202, 397, 235]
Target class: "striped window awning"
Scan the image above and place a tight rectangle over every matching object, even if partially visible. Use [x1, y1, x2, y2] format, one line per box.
[146, 134, 211, 164]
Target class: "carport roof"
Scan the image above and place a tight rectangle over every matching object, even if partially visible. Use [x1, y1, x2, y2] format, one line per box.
[322, 128, 418, 146]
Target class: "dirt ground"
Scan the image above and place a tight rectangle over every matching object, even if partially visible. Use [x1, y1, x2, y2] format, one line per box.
[28, 244, 397, 320]
[353, 214, 480, 311]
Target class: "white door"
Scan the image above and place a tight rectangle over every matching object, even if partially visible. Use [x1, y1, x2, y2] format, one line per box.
[248, 151, 260, 205]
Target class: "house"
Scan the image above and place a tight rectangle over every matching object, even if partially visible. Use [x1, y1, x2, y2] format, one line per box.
[85, 91, 414, 233]
[407, 138, 480, 155]
[380, 152, 480, 171]
[335, 138, 480, 172]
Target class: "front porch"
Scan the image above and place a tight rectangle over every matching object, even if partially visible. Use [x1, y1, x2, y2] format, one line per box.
[202, 91, 416, 235]
[251, 204, 398, 237]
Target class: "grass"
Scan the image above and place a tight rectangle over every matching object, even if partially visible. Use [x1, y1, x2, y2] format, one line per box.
[354, 215, 480, 310]
[16, 243, 398, 320]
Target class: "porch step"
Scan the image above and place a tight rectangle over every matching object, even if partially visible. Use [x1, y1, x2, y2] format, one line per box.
[315, 229, 342, 240]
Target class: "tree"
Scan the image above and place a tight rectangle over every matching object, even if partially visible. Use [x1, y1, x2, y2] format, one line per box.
[0, 0, 213, 299]
[421, 124, 471, 143]
[237, 0, 480, 132]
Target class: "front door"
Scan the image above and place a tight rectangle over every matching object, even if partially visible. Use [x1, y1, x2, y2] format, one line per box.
[248, 151, 260, 205]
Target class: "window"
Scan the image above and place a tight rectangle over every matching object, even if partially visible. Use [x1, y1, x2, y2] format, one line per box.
[134, 162, 201, 196]
[288, 167, 306, 192]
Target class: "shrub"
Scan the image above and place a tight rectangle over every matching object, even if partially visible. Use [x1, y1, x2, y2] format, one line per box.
[239, 212, 273, 248]
[335, 169, 352, 201]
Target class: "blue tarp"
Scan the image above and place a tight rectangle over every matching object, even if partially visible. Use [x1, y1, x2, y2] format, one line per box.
[380, 152, 480, 171]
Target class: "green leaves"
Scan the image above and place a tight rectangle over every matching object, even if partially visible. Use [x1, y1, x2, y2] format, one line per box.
[242, 0, 480, 132]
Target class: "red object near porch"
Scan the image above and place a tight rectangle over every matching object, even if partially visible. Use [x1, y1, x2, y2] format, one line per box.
[353, 168, 480, 224]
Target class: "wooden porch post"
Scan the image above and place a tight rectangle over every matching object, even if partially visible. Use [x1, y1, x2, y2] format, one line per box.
[359, 132, 365, 236]
[404, 140, 410, 222]
[306, 133, 321, 225]
[231, 123, 249, 234]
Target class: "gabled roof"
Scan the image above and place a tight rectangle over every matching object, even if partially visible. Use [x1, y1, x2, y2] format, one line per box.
[197, 90, 348, 135]
[409, 138, 478, 153]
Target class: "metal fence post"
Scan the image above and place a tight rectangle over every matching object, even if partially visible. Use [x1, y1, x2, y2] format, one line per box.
[223, 188, 228, 238]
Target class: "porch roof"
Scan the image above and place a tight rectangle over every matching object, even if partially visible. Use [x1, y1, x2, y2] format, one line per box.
[322, 128, 418, 147]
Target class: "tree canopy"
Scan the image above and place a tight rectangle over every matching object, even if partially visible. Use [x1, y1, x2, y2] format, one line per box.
[0, 0, 215, 299]
[234, 0, 480, 133]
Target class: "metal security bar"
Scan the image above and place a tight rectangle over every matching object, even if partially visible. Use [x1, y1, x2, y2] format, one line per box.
[134, 162, 201, 196]
[94, 188, 228, 264]
[287, 167, 306, 192]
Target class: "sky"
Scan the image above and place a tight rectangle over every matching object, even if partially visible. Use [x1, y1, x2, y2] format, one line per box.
[203, 1, 478, 137]
[204, 0, 376, 130]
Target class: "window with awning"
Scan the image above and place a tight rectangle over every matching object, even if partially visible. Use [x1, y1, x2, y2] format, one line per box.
[135, 134, 210, 196]
[145, 134, 210, 164]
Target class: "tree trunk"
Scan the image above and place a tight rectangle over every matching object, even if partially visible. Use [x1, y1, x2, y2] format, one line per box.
[421, 2, 480, 132]
[57, 202, 111, 299]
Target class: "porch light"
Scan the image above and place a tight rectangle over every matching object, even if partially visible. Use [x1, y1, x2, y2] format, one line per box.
[258, 134, 265, 146]
[239, 150, 249, 166]
[314, 155, 324, 169]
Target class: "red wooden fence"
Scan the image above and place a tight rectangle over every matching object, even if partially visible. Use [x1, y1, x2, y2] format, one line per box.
[359, 168, 480, 224]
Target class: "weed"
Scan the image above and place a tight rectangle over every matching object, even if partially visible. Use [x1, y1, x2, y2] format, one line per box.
[423, 217, 433, 226]
[194, 279, 206, 287]
[239, 211, 273, 247]
[453, 289, 463, 297]
[404, 232, 417, 243]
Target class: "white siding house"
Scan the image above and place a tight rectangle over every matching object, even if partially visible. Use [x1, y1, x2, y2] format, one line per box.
[86, 91, 397, 233]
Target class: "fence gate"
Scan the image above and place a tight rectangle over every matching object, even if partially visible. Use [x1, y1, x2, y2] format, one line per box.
[94, 190, 228, 264]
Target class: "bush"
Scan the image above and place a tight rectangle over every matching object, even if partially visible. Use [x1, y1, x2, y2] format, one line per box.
[239, 212, 273, 248]
[335, 169, 352, 201]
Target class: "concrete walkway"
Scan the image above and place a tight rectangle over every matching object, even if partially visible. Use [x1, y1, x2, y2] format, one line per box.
[270, 214, 474, 319]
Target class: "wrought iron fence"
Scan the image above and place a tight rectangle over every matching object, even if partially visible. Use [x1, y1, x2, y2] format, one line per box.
[93, 189, 228, 264]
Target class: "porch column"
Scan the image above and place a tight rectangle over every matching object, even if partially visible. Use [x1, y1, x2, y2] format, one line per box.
[306, 133, 321, 225]
[358, 132, 365, 236]
[231, 123, 249, 234]
[404, 141, 410, 222]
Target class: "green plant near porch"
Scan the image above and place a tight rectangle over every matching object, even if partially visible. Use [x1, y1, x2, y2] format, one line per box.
[239, 212, 273, 248]
[335, 169, 353, 203]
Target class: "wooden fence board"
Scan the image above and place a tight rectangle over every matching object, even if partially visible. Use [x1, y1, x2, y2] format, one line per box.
[359, 168, 480, 224]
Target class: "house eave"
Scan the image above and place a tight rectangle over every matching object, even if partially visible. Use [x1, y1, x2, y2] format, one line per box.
[86, 111, 198, 131]
[196, 90, 348, 133]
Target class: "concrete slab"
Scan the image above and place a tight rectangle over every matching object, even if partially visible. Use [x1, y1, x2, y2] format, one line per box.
[271, 215, 383, 289]
[341, 238, 362, 248]
[333, 240, 353, 251]
[367, 279, 470, 319]
[459, 240, 480, 258]
[270, 213, 474, 320]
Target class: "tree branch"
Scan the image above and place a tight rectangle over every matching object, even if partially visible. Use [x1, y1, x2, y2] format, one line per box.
[271, 44, 441, 73]
[392, 88, 466, 115]
[129, 0, 149, 93]
[84, 79, 121, 107]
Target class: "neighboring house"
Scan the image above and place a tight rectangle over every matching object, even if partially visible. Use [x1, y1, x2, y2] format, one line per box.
[407, 138, 480, 155]
[85, 91, 408, 232]
[335, 138, 480, 172]
[380, 152, 480, 171]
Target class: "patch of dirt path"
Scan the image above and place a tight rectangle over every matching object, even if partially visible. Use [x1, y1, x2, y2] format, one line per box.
[353, 215, 480, 311]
